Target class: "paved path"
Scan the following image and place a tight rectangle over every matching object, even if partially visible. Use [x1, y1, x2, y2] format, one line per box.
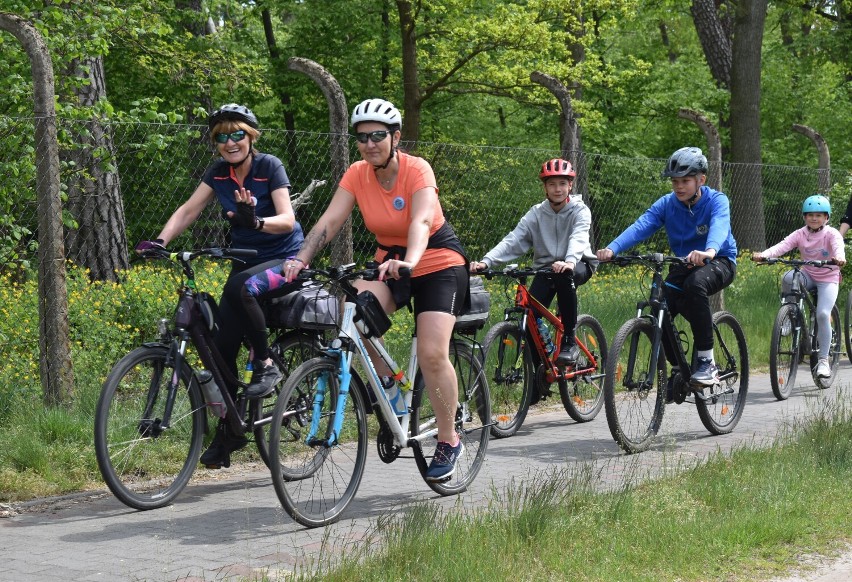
[2, 363, 851, 582]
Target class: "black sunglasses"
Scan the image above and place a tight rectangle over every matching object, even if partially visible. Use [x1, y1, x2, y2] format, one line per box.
[355, 130, 390, 144]
[214, 130, 247, 144]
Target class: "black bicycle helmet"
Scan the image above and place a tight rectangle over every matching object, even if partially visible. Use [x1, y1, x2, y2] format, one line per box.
[661, 147, 708, 178]
[208, 104, 259, 130]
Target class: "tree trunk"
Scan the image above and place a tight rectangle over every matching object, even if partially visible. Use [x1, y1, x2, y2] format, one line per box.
[396, 0, 421, 143]
[690, 0, 732, 89]
[728, 0, 768, 251]
[792, 124, 831, 193]
[63, 56, 129, 281]
[0, 12, 74, 405]
[287, 57, 352, 266]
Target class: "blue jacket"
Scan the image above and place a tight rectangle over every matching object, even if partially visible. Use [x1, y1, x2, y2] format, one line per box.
[202, 153, 304, 265]
[607, 186, 737, 263]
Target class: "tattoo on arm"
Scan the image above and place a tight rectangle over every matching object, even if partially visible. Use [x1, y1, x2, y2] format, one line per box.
[300, 227, 329, 262]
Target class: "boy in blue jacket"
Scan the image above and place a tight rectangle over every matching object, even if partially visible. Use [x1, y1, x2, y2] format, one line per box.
[596, 147, 737, 387]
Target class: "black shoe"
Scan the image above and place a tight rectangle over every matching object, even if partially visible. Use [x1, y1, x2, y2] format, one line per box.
[199, 423, 248, 468]
[244, 360, 283, 399]
[555, 343, 580, 366]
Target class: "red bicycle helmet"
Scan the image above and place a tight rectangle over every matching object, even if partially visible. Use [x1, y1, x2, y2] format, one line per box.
[539, 158, 576, 181]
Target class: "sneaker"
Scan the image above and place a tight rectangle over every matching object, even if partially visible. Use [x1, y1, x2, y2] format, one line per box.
[555, 342, 581, 366]
[199, 422, 248, 468]
[425, 438, 465, 482]
[816, 358, 831, 378]
[244, 359, 283, 399]
[690, 357, 720, 387]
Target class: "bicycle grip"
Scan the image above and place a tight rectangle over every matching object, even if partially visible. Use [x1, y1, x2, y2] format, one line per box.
[227, 248, 258, 258]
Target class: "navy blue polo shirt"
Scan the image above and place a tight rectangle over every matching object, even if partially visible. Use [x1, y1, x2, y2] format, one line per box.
[202, 153, 304, 264]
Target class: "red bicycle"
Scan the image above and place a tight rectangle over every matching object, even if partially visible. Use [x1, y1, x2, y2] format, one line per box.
[480, 266, 607, 438]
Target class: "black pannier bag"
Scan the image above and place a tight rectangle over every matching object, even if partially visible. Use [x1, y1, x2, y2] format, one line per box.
[454, 276, 490, 332]
[266, 283, 339, 330]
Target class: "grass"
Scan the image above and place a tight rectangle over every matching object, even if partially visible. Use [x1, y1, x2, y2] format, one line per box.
[290, 400, 852, 582]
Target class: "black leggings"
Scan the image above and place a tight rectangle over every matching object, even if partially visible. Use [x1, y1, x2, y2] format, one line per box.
[664, 257, 736, 354]
[215, 259, 300, 386]
[527, 260, 595, 367]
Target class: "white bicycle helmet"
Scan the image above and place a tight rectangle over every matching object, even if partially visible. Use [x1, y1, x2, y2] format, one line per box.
[350, 98, 402, 129]
[662, 147, 708, 178]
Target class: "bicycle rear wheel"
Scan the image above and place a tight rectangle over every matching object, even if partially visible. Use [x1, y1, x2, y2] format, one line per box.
[769, 303, 801, 401]
[252, 332, 324, 468]
[269, 356, 368, 528]
[410, 339, 490, 496]
[481, 320, 532, 438]
[697, 311, 749, 434]
[810, 305, 841, 389]
[559, 314, 607, 422]
[603, 317, 666, 454]
[94, 344, 205, 510]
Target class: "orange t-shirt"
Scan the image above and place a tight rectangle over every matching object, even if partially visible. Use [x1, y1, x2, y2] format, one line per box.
[339, 152, 464, 277]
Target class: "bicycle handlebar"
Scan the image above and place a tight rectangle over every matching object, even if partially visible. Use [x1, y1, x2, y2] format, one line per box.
[604, 253, 690, 267]
[475, 264, 565, 280]
[758, 257, 836, 268]
[136, 246, 258, 262]
[298, 262, 412, 285]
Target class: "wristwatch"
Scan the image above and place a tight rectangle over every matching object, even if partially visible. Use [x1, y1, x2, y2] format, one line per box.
[255, 217, 265, 231]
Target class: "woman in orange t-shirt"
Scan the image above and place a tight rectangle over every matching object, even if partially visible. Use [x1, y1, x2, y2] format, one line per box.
[285, 98, 468, 483]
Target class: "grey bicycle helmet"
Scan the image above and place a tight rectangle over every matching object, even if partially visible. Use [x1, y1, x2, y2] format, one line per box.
[661, 147, 708, 178]
[208, 104, 259, 130]
[802, 194, 831, 215]
[351, 98, 402, 130]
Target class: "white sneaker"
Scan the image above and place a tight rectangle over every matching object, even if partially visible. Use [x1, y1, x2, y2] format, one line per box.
[815, 358, 831, 378]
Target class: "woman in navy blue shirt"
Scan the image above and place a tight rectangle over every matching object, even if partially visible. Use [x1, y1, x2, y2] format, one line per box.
[136, 104, 304, 468]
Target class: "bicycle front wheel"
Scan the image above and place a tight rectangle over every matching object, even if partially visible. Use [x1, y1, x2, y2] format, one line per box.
[845, 288, 852, 366]
[269, 356, 368, 528]
[481, 320, 532, 438]
[810, 305, 841, 390]
[603, 317, 666, 454]
[559, 314, 607, 423]
[769, 303, 801, 401]
[252, 332, 324, 468]
[697, 311, 749, 434]
[94, 344, 205, 510]
[411, 339, 490, 496]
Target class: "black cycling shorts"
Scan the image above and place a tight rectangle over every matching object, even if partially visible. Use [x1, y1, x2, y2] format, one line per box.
[410, 265, 468, 317]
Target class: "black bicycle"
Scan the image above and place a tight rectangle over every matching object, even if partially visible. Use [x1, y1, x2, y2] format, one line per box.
[761, 257, 840, 399]
[603, 254, 749, 454]
[94, 247, 327, 510]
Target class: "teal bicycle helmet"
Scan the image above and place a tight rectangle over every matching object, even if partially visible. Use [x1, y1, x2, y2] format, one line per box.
[802, 194, 831, 215]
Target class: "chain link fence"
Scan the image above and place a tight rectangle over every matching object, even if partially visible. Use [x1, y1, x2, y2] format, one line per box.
[1, 117, 850, 407]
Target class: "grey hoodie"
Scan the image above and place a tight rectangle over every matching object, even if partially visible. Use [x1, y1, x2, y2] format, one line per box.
[482, 197, 596, 269]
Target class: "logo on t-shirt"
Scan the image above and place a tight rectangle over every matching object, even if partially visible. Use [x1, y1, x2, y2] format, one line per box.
[696, 224, 708, 236]
[393, 196, 405, 211]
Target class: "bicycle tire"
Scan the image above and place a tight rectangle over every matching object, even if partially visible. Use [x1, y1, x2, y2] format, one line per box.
[481, 320, 532, 438]
[252, 332, 324, 468]
[845, 288, 852, 366]
[769, 303, 801, 401]
[410, 339, 490, 496]
[810, 305, 841, 390]
[559, 314, 607, 423]
[696, 311, 749, 434]
[269, 356, 368, 528]
[94, 344, 205, 510]
[603, 317, 666, 454]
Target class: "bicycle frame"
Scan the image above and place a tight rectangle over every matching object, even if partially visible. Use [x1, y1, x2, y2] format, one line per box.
[503, 270, 600, 383]
[620, 254, 738, 396]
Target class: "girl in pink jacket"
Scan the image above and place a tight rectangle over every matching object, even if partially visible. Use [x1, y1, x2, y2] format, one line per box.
[752, 195, 846, 377]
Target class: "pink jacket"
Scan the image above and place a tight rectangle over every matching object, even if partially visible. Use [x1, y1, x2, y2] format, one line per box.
[762, 225, 845, 283]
